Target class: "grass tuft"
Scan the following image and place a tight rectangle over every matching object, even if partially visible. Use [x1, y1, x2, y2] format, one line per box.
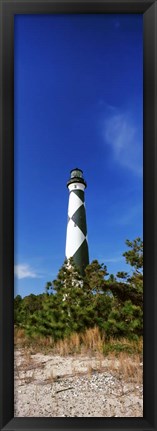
[14, 326, 143, 359]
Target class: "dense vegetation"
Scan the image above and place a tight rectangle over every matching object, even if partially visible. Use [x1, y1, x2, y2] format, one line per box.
[14, 238, 143, 343]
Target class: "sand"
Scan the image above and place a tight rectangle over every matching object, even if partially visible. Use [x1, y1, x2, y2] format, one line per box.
[14, 349, 143, 417]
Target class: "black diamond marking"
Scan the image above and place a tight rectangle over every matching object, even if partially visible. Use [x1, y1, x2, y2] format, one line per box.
[71, 204, 87, 236]
[73, 239, 89, 275]
[72, 189, 84, 203]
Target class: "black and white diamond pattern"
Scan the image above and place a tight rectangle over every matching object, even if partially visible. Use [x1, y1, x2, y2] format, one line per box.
[65, 187, 89, 274]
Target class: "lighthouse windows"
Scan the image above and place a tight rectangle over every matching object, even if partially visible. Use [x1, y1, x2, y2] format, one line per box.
[74, 185, 77, 188]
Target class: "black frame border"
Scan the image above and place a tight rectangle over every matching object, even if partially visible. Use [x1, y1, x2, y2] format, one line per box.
[0, 1, 157, 430]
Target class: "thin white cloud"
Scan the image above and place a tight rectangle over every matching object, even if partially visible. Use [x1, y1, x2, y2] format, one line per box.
[14, 264, 41, 280]
[103, 256, 123, 263]
[101, 110, 143, 176]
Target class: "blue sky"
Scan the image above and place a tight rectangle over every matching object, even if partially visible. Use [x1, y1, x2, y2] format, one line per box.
[14, 14, 143, 298]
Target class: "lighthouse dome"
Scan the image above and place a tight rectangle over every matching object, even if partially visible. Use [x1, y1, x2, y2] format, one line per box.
[67, 168, 87, 188]
[71, 168, 83, 179]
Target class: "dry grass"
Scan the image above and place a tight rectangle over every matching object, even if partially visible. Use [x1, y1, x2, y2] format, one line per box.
[120, 353, 142, 384]
[53, 333, 81, 356]
[14, 326, 143, 360]
[14, 327, 54, 352]
[14, 327, 143, 388]
[107, 351, 143, 385]
[14, 328, 27, 345]
[52, 327, 105, 356]
[46, 369, 55, 384]
[80, 327, 104, 354]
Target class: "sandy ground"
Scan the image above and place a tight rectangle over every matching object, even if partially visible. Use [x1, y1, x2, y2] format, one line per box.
[14, 349, 143, 417]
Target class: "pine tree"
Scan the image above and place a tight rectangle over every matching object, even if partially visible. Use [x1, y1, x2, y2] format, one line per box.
[104, 238, 143, 339]
[14, 238, 143, 342]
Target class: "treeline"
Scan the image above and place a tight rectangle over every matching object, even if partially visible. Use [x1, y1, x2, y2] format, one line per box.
[14, 238, 143, 341]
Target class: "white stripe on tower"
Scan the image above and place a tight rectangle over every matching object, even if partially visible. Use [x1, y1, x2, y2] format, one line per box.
[65, 168, 89, 275]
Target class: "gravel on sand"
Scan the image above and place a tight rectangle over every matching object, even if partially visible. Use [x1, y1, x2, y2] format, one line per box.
[14, 349, 143, 417]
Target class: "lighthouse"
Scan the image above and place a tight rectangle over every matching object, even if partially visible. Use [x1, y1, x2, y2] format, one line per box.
[65, 168, 89, 275]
